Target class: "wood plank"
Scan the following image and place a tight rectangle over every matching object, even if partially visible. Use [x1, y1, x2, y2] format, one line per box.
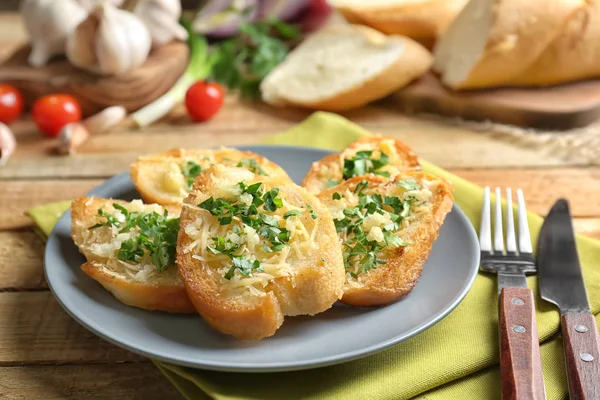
[453, 168, 600, 217]
[0, 292, 144, 364]
[0, 231, 45, 290]
[0, 180, 101, 230]
[0, 363, 183, 399]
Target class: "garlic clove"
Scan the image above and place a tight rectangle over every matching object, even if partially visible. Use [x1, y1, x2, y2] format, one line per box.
[76, 0, 124, 12]
[135, 0, 188, 47]
[57, 123, 90, 155]
[66, 11, 102, 73]
[0, 122, 16, 166]
[82, 106, 127, 134]
[21, 0, 87, 67]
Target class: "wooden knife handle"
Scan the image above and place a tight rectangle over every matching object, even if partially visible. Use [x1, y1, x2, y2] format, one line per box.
[499, 287, 546, 400]
[561, 312, 600, 400]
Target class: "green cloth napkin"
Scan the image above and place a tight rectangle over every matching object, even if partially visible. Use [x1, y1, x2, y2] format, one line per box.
[27, 111, 600, 400]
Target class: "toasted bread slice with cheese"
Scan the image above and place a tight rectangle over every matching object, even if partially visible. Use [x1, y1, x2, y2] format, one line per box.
[317, 172, 453, 306]
[176, 165, 345, 340]
[130, 148, 291, 208]
[302, 135, 420, 194]
[71, 197, 195, 313]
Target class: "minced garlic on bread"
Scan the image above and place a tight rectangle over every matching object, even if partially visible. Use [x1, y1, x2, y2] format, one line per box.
[317, 172, 453, 306]
[71, 196, 195, 313]
[130, 148, 291, 208]
[176, 165, 345, 340]
[302, 135, 420, 194]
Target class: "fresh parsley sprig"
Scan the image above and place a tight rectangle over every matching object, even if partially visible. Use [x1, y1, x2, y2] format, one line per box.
[237, 158, 268, 176]
[181, 161, 203, 190]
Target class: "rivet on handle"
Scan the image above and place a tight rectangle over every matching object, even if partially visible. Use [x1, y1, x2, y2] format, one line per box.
[513, 325, 526, 333]
[575, 325, 589, 333]
[580, 353, 595, 362]
[512, 298, 525, 305]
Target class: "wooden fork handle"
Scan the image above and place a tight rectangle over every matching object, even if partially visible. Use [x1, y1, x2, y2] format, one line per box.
[561, 312, 600, 400]
[499, 287, 546, 400]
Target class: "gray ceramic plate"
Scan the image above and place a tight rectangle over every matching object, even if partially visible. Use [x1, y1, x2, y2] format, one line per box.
[45, 145, 479, 373]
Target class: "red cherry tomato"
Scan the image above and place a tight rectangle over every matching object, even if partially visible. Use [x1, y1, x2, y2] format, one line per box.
[32, 94, 82, 137]
[185, 81, 224, 122]
[0, 84, 24, 125]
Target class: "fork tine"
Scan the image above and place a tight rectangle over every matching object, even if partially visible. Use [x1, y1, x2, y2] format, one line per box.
[494, 187, 505, 253]
[479, 187, 492, 252]
[517, 189, 533, 254]
[505, 188, 517, 254]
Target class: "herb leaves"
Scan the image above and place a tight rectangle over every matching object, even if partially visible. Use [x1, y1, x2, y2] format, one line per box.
[182, 161, 203, 189]
[90, 204, 179, 272]
[342, 151, 391, 180]
[332, 180, 415, 277]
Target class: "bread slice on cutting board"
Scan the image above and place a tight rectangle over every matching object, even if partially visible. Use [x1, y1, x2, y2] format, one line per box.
[71, 197, 195, 313]
[302, 135, 420, 195]
[130, 148, 291, 208]
[433, 0, 598, 89]
[329, 0, 469, 48]
[317, 172, 453, 306]
[176, 165, 345, 340]
[260, 24, 432, 111]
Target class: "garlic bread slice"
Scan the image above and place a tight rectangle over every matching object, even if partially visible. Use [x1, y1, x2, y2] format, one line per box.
[302, 135, 420, 194]
[71, 197, 195, 313]
[130, 148, 291, 207]
[177, 165, 345, 340]
[317, 172, 453, 306]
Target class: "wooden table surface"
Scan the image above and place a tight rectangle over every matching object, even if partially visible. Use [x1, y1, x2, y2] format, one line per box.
[1, 12, 600, 400]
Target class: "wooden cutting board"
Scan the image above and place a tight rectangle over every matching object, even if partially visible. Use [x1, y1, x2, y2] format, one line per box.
[0, 42, 189, 117]
[393, 73, 600, 130]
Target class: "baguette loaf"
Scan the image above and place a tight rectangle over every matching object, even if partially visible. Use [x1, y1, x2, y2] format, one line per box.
[302, 135, 420, 194]
[260, 24, 432, 111]
[317, 173, 453, 306]
[176, 165, 345, 340]
[130, 148, 290, 208]
[329, 0, 469, 48]
[71, 197, 195, 313]
[433, 0, 597, 89]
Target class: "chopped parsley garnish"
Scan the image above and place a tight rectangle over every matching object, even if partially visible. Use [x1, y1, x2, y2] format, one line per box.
[343, 150, 391, 180]
[181, 161, 203, 189]
[89, 204, 179, 272]
[236, 158, 268, 176]
[198, 181, 292, 279]
[283, 210, 302, 219]
[333, 180, 410, 277]
[396, 179, 420, 191]
[306, 204, 318, 219]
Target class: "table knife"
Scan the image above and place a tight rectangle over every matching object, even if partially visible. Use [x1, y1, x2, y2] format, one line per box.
[538, 199, 600, 400]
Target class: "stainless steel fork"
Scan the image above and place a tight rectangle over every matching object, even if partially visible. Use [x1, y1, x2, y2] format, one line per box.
[479, 187, 546, 400]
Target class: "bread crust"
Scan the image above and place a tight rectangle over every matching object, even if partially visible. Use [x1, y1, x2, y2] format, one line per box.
[302, 135, 420, 194]
[130, 148, 291, 208]
[176, 166, 345, 340]
[71, 197, 195, 314]
[334, 0, 469, 48]
[317, 172, 453, 306]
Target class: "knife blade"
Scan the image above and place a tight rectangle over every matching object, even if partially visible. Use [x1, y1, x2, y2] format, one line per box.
[538, 199, 600, 400]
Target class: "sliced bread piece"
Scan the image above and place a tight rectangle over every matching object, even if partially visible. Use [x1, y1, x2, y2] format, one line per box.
[176, 165, 345, 340]
[329, 0, 469, 48]
[71, 197, 195, 313]
[260, 24, 432, 111]
[302, 135, 420, 194]
[316, 172, 453, 306]
[433, 0, 586, 89]
[130, 148, 291, 208]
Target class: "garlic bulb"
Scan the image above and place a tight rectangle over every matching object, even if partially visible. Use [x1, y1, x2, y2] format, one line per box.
[0, 122, 16, 166]
[135, 0, 188, 47]
[76, 0, 124, 12]
[21, 0, 88, 67]
[66, 3, 152, 76]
